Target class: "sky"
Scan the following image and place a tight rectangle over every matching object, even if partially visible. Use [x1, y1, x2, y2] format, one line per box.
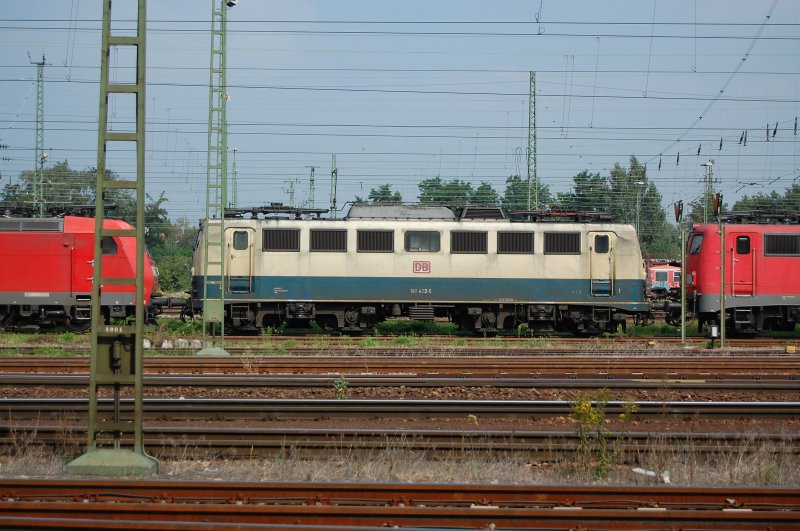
[1, 0, 798, 222]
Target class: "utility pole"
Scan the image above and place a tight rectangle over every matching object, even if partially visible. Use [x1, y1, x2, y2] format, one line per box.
[200, 0, 237, 356]
[701, 160, 714, 223]
[330, 154, 338, 218]
[30, 53, 49, 217]
[230, 147, 238, 208]
[284, 179, 299, 208]
[635, 180, 645, 234]
[527, 71, 538, 210]
[305, 165, 316, 208]
[67, 0, 157, 476]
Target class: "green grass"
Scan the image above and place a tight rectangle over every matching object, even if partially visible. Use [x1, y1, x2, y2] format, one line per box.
[375, 320, 459, 336]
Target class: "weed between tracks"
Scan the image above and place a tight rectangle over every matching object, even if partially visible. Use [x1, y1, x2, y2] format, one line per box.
[1, 419, 799, 487]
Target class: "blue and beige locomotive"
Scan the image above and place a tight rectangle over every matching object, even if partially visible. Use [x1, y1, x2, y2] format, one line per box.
[189, 204, 649, 334]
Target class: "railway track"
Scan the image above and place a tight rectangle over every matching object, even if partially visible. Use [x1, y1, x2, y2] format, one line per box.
[2, 373, 798, 392]
[0, 355, 799, 378]
[4, 423, 797, 458]
[3, 397, 798, 421]
[1, 334, 797, 357]
[1, 480, 798, 529]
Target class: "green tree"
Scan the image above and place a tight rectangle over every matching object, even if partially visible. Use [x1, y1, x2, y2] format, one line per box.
[143, 191, 170, 251]
[0, 160, 136, 218]
[556, 170, 611, 211]
[355, 183, 402, 204]
[733, 184, 800, 212]
[472, 181, 500, 206]
[151, 216, 197, 293]
[501, 174, 552, 214]
[687, 194, 728, 223]
[608, 156, 678, 257]
[417, 177, 474, 210]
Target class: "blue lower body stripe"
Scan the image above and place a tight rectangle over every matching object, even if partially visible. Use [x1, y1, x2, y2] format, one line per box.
[195, 276, 648, 311]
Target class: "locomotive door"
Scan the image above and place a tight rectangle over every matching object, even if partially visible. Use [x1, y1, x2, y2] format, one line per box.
[225, 228, 254, 294]
[588, 231, 615, 296]
[69, 234, 92, 297]
[730, 231, 755, 296]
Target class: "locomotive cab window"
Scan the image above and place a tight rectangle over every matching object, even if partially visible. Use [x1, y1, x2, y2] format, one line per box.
[674, 271, 681, 283]
[593, 234, 609, 254]
[232, 231, 249, 250]
[405, 231, 440, 252]
[101, 236, 117, 256]
[689, 234, 704, 255]
[735, 236, 750, 255]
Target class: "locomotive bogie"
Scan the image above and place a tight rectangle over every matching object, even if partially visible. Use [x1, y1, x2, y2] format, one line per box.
[190, 208, 649, 335]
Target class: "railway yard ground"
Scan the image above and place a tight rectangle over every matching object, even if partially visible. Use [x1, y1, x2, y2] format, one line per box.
[1, 332, 799, 528]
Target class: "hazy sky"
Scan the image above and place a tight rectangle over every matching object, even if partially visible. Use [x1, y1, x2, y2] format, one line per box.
[1, 1, 798, 221]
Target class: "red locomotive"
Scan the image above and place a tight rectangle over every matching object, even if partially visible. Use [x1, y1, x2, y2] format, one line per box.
[645, 260, 681, 300]
[0, 215, 157, 330]
[683, 214, 800, 334]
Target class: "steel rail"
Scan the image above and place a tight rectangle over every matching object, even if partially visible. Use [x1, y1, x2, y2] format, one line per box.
[3, 424, 797, 458]
[2, 398, 798, 420]
[1, 373, 798, 391]
[0, 355, 799, 375]
[0, 480, 798, 529]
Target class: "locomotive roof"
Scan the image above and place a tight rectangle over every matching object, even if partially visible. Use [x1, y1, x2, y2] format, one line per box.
[0, 216, 131, 234]
[346, 204, 457, 220]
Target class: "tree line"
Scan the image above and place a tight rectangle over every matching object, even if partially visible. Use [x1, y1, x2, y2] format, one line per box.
[3, 156, 798, 294]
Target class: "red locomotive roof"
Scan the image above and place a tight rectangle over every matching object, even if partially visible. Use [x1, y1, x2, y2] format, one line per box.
[63, 216, 132, 234]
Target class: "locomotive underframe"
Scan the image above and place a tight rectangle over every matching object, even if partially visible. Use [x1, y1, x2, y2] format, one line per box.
[206, 300, 635, 335]
[0, 302, 145, 330]
[694, 305, 799, 334]
[664, 294, 800, 334]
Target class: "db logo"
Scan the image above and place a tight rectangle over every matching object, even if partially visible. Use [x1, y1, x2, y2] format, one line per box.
[413, 261, 431, 274]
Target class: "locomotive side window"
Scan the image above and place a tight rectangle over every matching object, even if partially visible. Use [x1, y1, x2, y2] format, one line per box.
[544, 232, 580, 255]
[688, 234, 703, 255]
[655, 271, 668, 282]
[310, 229, 347, 252]
[735, 236, 750, 255]
[263, 229, 300, 252]
[405, 231, 440, 252]
[451, 231, 488, 254]
[674, 271, 681, 283]
[498, 232, 534, 254]
[764, 234, 800, 256]
[101, 236, 117, 255]
[593, 234, 609, 254]
[357, 230, 394, 253]
[232, 231, 249, 251]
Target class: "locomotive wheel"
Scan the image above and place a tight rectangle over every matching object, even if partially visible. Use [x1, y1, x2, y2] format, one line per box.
[633, 313, 654, 327]
[180, 306, 195, 322]
[66, 318, 91, 332]
[0, 313, 14, 331]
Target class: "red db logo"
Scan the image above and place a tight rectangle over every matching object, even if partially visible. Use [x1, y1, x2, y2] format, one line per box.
[413, 261, 431, 274]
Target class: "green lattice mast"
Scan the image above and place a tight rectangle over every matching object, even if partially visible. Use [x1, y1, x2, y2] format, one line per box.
[199, 0, 236, 355]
